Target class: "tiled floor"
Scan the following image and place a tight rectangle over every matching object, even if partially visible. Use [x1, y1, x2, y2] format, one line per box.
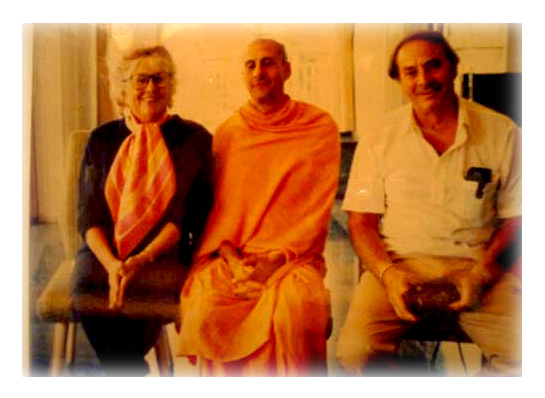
[27, 201, 481, 376]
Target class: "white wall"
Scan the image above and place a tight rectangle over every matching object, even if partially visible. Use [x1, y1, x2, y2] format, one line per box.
[352, 23, 519, 141]
[32, 23, 356, 222]
[161, 23, 355, 133]
[30, 23, 520, 222]
[353, 24, 405, 140]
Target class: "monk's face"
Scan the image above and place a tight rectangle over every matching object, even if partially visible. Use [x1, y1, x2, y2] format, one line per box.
[396, 39, 457, 115]
[244, 40, 291, 105]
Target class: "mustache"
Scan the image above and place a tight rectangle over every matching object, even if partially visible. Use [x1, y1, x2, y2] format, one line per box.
[417, 80, 442, 92]
[422, 80, 443, 90]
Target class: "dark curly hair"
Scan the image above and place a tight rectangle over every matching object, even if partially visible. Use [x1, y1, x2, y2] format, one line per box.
[388, 30, 459, 80]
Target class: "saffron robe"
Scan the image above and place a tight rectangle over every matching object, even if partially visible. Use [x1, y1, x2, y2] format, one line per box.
[176, 98, 340, 376]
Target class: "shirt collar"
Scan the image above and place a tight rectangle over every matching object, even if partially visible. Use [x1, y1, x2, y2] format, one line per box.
[407, 96, 471, 148]
[454, 98, 471, 147]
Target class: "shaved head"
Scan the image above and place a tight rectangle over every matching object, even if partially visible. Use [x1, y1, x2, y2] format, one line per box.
[247, 39, 288, 64]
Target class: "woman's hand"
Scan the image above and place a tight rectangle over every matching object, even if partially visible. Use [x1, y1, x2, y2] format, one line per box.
[119, 253, 148, 277]
[115, 222, 179, 306]
[106, 259, 124, 310]
[84, 227, 126, 310]
[115, 253, 150, 307]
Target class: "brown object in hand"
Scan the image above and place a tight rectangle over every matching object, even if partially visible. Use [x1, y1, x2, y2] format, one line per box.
[404, 281, 460, 318]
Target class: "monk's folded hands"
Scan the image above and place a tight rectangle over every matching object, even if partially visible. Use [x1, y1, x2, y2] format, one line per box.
[243, 250, 287, 283]
[218, 240, 253, 283]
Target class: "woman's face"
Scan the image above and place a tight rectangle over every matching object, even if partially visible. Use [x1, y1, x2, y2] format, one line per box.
[125, 56, 173, 123]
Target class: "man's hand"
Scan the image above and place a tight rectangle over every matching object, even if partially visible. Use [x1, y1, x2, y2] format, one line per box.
[218, 241, 253, 282]
[219, 241, 287, 299]
[381, 266, 419, 322]
[242, 250, 286, 284]
[446, 216, 521, 311]
[232, 280, 264, 299]
[448, 268, 489, 312]
[346, 212, 419, 321]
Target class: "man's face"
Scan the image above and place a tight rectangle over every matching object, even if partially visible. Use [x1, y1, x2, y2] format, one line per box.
[244, 41, 291, 105]
[396, 39, 457, 114]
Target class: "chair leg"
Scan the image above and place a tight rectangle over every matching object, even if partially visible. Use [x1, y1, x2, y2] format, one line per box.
[65, 322, 77, 374]
[430, 341, 441, 372]
[154, 326, 173, 376]
[50, 322, 69, 376]
[457, 342, 468, 375]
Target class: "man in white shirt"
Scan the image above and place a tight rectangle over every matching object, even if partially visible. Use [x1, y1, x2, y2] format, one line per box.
[336, 31, 521, 376]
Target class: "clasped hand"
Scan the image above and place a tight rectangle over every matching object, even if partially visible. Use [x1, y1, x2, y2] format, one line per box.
[447, 268, 490, 312]
[382, 266, 422, 322]
[382, 265, 489, 322]
[218, 241, 286, 299]
[107, 254, 148, 309]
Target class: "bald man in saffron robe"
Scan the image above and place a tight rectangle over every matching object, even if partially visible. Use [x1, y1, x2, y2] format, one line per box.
[176, 39, 340, 376]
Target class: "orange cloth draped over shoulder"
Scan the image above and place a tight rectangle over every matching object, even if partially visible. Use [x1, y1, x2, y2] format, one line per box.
[104, 112, 176, 260]
[176, 98, 340, 376]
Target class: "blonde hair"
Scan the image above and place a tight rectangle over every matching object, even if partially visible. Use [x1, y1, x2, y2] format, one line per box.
[113, 45, 177, 111]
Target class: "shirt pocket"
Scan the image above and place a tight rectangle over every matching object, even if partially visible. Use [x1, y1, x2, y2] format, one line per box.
[449, 172, 499, 223]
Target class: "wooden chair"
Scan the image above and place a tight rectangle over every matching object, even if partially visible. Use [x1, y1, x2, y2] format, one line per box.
[36, 130, 182, 376]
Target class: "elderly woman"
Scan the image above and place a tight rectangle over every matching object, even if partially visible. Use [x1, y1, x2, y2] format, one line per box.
[71, 45, 213, 375]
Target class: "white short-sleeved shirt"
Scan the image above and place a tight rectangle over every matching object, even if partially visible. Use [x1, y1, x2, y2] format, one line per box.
[343, 98, 521, 260]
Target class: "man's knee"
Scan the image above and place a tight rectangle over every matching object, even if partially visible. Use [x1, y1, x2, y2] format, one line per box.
[274, 297, 329, 337]
[275, 270, 329, 327]
[335, 334, 370, 374]
[336, 324, 396, 374]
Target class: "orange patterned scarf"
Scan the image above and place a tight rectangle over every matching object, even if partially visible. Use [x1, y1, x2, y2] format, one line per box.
[105, 111, 176, 260]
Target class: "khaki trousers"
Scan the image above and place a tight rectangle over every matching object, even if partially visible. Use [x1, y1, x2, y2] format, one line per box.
[336, 256, 522, 376]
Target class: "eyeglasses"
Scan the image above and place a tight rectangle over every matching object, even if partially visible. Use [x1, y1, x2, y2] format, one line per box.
[127, 73, 171, 90]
